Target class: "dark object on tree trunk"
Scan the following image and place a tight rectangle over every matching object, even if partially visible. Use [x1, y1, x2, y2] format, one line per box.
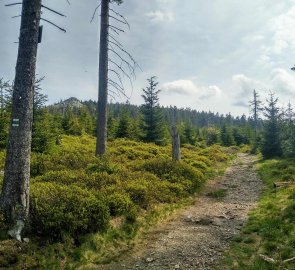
[96, 0, 109, 156]
[171, 125, 181, 161]
[0, 0, 42, 240]
[38, 25, 43, 43]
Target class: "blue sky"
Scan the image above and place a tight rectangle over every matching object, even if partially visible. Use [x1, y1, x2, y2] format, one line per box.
[1, 0, 295, 116]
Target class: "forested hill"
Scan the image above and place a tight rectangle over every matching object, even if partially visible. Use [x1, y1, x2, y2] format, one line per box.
[49, 97, 253, 128]
[44, 97, 254, 149]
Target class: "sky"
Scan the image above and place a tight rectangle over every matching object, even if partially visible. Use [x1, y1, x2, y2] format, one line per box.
[1, 0, 295, 116]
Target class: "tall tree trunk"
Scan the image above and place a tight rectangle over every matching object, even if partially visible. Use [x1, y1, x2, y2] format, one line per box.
[0, 0, 42, 240]
[96, 0, 109, 156]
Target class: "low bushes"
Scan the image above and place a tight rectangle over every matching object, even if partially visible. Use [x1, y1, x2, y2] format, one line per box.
[0, 136, 235, 266]
[30, 182, 110, 237]
[140, 158, 204, 191]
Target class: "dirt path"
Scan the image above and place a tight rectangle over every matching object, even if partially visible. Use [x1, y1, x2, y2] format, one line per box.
[98, 154, 263, 270]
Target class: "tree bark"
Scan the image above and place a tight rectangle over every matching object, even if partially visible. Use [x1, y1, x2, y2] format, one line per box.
[0, 0, 42, 240]
[96, 0, 109, 156]
[171, 125, 181, 161]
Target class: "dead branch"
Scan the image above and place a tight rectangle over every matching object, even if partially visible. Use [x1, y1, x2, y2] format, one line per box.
[259, 254, 277, 264]
[109, 27, 120, 35]
[109, 40, 137, 66]
[109, 47, 136, 80]
[108, 34, 123, 48]
[283, 257, 295, 264]
[108, 79, 124, 92]
[108, 69, 124, 89]
[110, 8, 130, 29]
[90, 3, 101, 23]
[11, 15, 21, 19]
[109, 25, 125, 33]
[109, 15, 129, 27]
[109, 58, 134, 85]
[41, 18, 66, 33]
[5, 3, 22, 7]
[41, 5, 66, 17]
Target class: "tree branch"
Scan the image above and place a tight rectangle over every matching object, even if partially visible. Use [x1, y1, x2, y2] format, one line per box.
[90, 3, 101, 23]
[41, 18, 66, 33]
[41, 5, 66, 17]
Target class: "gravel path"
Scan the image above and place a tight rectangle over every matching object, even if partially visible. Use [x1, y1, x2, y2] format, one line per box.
[97, 154, 263, 270]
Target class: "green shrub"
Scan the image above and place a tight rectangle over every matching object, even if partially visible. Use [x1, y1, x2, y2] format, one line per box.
[87, 157, 119, 175]
[141, 158, 204, 190]
[30, 182, 110, 237]
[33, 170, 89, 185]
[0, 151, 5, 170]
[107, 192, 135, 216]
[125, 180, 152, 209]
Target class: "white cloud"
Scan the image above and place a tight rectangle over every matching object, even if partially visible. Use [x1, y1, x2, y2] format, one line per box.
[199, 85, 222, 99]
[270, 68, 295, 95]
[162, 80, 198, 95]
[232, 74, 265, 96]
[145, 10, 175, 23]
[232, 68, 295, 107]
[269, 6, 295, 55]
[161, 79, 222, 99]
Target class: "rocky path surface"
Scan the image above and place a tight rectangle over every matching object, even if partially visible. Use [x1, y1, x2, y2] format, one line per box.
[98, 154, 263, 270]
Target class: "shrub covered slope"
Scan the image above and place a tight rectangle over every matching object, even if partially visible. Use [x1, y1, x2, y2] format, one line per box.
[0, 135, 235, 269]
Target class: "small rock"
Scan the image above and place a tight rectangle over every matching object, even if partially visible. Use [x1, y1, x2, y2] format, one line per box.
[174, 264, 180, 269]
[23, 238, 30, 243]
[146, 257, 154, 263]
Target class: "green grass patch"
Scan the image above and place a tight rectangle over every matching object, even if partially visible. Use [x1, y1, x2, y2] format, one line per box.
[207, 188, 227, 199]
[221, 158, 295, 270]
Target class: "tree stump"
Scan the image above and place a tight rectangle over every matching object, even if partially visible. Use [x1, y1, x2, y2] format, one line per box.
[171, 125, 181, 161]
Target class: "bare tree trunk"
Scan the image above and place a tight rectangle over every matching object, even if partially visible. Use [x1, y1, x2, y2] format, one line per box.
[96, 0, 109, 156]
[171, 125, 181, 161]
[0, 0, 42, 240]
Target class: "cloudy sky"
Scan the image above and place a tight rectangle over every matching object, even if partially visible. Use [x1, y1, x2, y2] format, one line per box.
[1, 0, 295, 116]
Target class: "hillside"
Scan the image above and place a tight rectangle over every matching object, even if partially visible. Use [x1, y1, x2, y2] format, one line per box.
[0, 136, 237, 269]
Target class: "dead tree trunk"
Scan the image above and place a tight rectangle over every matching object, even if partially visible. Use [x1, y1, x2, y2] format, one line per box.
[171, 125, 181, 161]
[0, 0, 42, 240]
[96, 0, 109, 156]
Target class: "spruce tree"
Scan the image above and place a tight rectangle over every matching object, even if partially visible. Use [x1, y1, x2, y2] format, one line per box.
[141, 76, 165, 145]
[261, 93, 282, 158]
[115, 110, 131, 138]
[220, 125, 235, 146]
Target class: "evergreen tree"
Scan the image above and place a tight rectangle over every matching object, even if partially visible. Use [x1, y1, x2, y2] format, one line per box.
[141, 77, 165, 145]
[206, 127, 219, 146]
[220, 125, 235, 146]
[115, 110, 131, 138]
[282, 102, 295, 157]
[0, 79, 11, 148]
[182, 122, 196, 145]
[261, 93, 282, 158]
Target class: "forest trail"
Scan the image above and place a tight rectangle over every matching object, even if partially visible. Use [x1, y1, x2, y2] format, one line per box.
[97, 154, 263, 270]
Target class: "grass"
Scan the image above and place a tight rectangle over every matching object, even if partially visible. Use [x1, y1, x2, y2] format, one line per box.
[0, 136, 237, 269]
[207, 188, 227, 199]
[220, 158, 295, 270]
